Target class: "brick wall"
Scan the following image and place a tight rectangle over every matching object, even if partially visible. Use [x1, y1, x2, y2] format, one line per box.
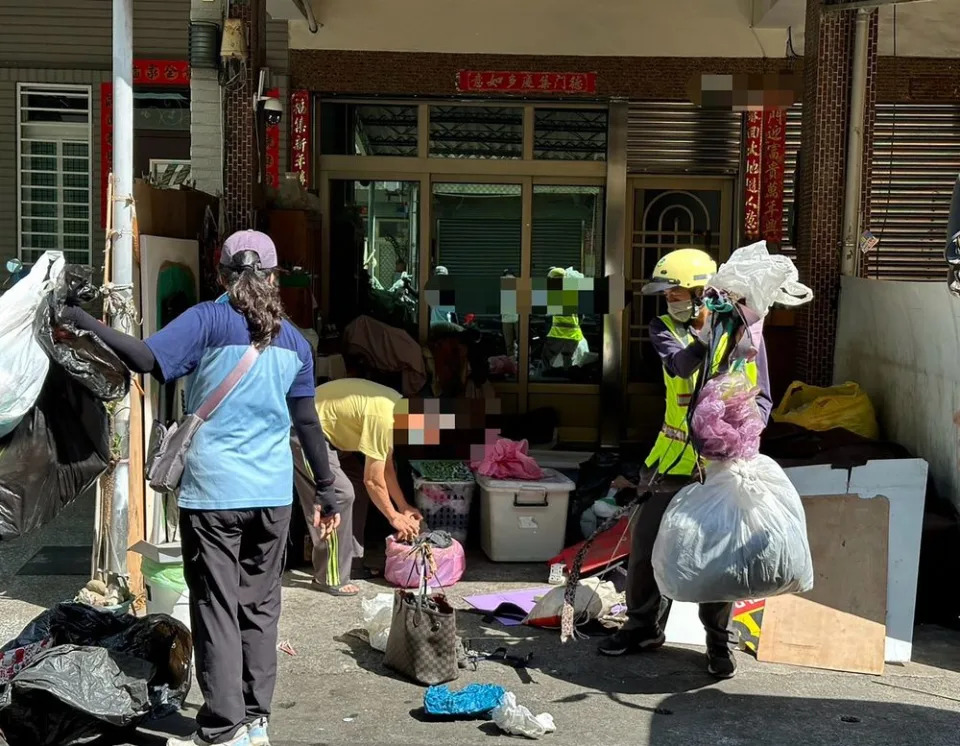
[222, 0, 264, 234]
[794, 2, 878, 387]
[291, 49, 955, 104]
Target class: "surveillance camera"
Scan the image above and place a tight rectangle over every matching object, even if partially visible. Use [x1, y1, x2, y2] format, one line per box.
[263, 97, 282, 125]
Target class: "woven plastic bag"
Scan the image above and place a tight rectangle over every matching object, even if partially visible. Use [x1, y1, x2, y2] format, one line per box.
[0, 251, 65, 437]
[652, 455, 814, 603]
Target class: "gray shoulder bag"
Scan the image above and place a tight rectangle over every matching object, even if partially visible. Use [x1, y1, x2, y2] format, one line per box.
[146, 346, 260, 493]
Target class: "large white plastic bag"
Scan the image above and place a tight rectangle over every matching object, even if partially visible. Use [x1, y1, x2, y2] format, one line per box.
[361, 593, 394, 652]
[0, 251, 65, 438]
[652, 455, 813, 603]
[710, 240, 813, 317]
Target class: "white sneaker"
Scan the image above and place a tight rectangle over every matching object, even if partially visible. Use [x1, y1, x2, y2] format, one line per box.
[166, 726, 251, 746]
[247, 717, 270, 746]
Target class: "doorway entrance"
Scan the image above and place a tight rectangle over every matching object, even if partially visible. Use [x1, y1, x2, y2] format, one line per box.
[622, 176, 734, 443]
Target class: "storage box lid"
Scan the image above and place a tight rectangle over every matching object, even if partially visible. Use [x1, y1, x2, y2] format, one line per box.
[475, 468, 575, 491]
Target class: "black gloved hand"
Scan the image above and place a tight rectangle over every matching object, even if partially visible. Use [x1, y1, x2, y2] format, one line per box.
[314, 480, 339, 517]
[58, 305, 95, 329]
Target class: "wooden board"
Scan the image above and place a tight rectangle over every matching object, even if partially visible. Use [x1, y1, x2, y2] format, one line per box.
[139, 236, 199, 543]
[758, 495, 889, 675]
[126, 376, 146, 604]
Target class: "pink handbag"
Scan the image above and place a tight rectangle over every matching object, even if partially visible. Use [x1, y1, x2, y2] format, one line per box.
[384, 535, 466, 589]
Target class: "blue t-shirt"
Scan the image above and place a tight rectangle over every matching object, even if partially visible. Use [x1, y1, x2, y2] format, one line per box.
[145, 298, 315, 511]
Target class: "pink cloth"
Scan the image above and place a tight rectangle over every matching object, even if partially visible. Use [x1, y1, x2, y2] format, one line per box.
[384, 535, 466, 589]
[471, 438, 544, 480]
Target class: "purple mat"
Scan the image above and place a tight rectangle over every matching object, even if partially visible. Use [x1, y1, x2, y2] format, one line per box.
[463, 587, 552, 627]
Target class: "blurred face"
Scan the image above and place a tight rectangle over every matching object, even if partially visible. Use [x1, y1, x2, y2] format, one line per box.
[665, 287, 692, 304]
[665, 286, 695, 323]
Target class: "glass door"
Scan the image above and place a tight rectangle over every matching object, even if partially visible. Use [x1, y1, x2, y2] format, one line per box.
[624, 177, 733, 442]
[327, 179, 420, 334]
[430, 181, 523, 382]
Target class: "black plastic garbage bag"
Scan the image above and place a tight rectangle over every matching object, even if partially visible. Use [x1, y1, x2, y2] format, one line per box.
[0, 603, 192, 746]
[36, 300, 129, 403]
[0, 363, 110, 540]
[58, 265, 100, 307]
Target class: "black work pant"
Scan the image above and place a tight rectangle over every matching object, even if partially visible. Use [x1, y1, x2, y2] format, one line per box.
[180, 505, 292, 744]
[624, 475, 733, 652]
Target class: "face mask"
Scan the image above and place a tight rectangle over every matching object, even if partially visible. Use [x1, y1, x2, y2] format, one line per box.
[667, 299, 694, 323]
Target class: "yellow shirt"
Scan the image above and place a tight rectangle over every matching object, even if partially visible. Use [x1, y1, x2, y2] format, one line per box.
[314, 379, 402, 461]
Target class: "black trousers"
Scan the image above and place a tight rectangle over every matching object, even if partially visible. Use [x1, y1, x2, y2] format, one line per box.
[180, 505, 292, 744]
[623, 476, 733, 652]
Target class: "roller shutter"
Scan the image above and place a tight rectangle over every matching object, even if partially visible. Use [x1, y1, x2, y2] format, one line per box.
[627, 102, 742, 175]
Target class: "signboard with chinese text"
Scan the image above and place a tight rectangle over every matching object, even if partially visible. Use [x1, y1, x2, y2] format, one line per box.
[456, 71, 597, 95]
[265, 87, 280, 189]
[290, 90, 312, 188]
[744, 111, 763, 240]
[132, 60, 191, 87]
[761, 108, 786, 245]
[100, 82, 113, 227]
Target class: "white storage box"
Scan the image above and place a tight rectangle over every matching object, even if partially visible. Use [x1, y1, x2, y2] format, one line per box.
[477, 469, 575, 562]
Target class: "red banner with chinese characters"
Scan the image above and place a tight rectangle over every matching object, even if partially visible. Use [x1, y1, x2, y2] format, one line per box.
[290, 90, 311, 188]
[100, 83, 113, 228]
[265, 87, 280, 189]
[761, 108, 786, 245]
[456, 71, 597, 95]
[744, 111, 763, 240]
[132, 59, 191, 86]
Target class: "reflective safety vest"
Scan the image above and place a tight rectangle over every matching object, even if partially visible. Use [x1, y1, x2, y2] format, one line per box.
[644, 314, 758, 476]
[547, 314, 584, 342]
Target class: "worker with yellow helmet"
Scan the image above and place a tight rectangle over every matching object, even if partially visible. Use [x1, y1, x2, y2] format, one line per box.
[541, 266, 585, 369]
[598, 248, 773, 680]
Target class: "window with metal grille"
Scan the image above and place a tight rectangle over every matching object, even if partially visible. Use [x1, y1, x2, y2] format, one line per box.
[865, 104, 960, 281]
[17, 84, 92, 266]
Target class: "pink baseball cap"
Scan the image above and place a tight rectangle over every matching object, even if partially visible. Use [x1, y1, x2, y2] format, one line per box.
[220, 229, 278, 270]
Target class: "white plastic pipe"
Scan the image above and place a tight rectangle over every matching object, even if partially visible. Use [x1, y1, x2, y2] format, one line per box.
[105, 0, 133, 583]
[841, 9, 870, 276]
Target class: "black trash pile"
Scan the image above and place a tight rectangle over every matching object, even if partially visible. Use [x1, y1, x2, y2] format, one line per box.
[0, 603, 192, 746]
[0, 265, 128, 540]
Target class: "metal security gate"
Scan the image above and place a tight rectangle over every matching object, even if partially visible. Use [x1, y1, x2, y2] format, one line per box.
[626, 102, 742, 175]
[865, 104, 960, 281]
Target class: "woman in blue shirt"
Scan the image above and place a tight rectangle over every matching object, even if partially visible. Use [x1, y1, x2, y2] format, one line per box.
[63, 230, 340, 746]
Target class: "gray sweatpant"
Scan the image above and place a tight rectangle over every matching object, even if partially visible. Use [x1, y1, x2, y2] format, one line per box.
[291, 437, 370, 586]
[624, 474, 733, 652]
[179, 505, 291, 744]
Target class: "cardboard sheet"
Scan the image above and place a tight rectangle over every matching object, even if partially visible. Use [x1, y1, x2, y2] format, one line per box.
[665, 459, 925, 662]
[757, 495, 889, 675]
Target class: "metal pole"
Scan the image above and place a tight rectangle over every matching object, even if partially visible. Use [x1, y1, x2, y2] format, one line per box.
[105, 0, 134, 587]
[841, 8, 870, 276]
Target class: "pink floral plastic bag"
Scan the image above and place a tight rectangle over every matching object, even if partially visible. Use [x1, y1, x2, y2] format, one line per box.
[690, 372, 764, 461]
[384, 535, 467, 589]
[470, 438, 544, 480]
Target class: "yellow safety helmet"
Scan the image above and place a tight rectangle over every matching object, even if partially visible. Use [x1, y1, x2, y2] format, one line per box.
[547, 267, 566, 279]
[641, 248, 717, 295]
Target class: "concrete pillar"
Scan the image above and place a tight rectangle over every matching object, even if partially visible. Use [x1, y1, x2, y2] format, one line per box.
[794, 1, 878, 386]
[223, 0, 266, 232]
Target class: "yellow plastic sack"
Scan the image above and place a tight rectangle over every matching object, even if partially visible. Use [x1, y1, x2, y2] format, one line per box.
[773, 381, 879, 440]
